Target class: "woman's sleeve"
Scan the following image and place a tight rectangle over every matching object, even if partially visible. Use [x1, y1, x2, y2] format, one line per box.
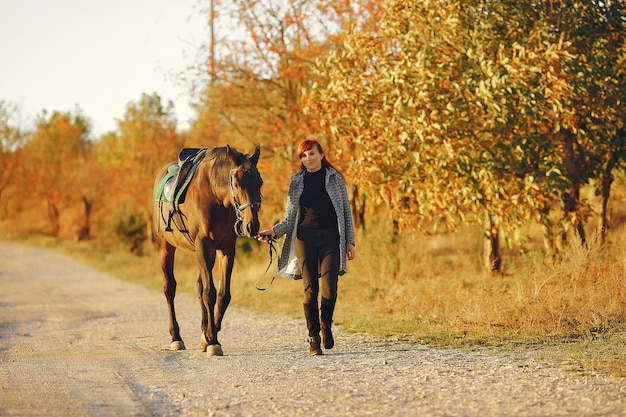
[341, 178, 355, 246]
[272, 179, 295, 238]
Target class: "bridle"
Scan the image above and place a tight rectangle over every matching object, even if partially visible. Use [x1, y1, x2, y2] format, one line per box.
[229, 168, 261, 236]
[228, 166, 275, 291]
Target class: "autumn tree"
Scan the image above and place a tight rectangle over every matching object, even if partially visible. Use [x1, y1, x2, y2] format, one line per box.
[564, 0, 626, 245]
[308, 2, 529, 234]
[71, 147, 104, 241]
[0, 100, 25, 217]
[190, 0, 381, 219]
[309, 0, 626, 271]
[482, 0, 626, 253]
[95, 93, 182, 251]
[20, 110, 91, 236]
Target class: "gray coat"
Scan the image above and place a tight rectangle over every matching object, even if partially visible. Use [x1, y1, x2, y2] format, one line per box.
[272, 167, 355, 280]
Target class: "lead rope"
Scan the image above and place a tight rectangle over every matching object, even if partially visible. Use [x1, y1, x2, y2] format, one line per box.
[255, 237, 277, 291]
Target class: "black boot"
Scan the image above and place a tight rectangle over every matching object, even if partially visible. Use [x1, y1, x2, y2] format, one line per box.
[303, 302, 322, 355]
[320, 297, 336, 350]
[308, 335, 322, 356]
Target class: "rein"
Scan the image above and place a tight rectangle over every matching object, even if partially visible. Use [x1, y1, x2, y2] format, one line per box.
[255, 237, 277, 291]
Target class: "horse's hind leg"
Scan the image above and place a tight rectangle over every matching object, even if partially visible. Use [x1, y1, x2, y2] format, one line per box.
[162, 242, 185, 350]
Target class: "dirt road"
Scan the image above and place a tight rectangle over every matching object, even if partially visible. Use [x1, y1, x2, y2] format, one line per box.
[0, 242, 624, 416]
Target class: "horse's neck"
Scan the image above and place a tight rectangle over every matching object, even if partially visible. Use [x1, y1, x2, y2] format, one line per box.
[204, 158, 232, 208]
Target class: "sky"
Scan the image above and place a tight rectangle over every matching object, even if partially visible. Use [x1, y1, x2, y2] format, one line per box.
[0, 0, 208, 137]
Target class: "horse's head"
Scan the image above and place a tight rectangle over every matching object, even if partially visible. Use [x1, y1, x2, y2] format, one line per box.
[227, 144, 263, 237]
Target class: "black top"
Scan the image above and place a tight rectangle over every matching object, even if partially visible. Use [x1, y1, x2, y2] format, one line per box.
[299, 168, 338, 229]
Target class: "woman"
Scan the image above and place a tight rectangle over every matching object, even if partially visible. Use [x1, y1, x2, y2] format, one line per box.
[257, 139, 356, 355]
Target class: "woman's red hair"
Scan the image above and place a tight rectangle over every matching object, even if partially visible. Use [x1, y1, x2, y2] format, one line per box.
[297, 139, 342, 175]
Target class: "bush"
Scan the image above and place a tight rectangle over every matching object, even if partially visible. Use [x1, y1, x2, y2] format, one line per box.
[105, 204, 148, 254]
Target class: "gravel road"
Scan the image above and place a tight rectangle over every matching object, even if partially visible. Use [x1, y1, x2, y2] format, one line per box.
[0, 242, 624, 416]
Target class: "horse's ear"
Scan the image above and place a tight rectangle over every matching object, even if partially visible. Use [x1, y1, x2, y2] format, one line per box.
[250, 144, 260, 166]
[225, 144, 237, 162]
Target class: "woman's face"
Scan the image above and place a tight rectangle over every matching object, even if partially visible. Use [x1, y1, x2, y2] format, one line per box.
[300, 146, 323, 172]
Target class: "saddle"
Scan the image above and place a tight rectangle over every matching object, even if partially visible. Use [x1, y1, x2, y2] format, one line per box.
[155, 148, 208, 232]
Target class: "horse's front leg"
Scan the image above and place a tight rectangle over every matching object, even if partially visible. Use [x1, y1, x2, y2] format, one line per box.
[196, 272, 207, 348]
[196, 237, 222, 356]
[161, 242, 185, 351]
[214, 248, 235, 333]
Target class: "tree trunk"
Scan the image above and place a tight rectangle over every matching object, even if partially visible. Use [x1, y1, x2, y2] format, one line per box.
[483, 214, 502, 274]
[599, 156, 616, 245]
[539, 206, 557, 257]
[561, 130, 586, 247]
[350, 184, 365, 231]
[76, 196, 92, 241]
[46, 200, 60, 237]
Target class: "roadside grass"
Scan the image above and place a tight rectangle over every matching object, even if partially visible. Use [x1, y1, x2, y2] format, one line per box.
[4, 220, 625, 377]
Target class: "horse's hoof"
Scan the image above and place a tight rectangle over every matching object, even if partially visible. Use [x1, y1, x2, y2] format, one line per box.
[200, 334, 209, 352]
[206, 344, 223, 356]
[170, 341, 186, 351]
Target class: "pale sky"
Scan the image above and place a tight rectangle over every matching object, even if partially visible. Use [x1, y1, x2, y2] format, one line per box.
[0, 0, 208, 137]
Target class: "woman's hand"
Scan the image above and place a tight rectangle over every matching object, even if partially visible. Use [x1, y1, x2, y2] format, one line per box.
[256, 229, 276, 242]
[346, 243, 356, 261]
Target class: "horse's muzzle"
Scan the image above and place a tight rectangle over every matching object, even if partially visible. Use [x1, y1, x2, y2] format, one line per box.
[235, 220, 260, 238]
[247, 221, 260, 237]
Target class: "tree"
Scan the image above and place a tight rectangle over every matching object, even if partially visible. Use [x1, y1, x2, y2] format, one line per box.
[20, 110, 91, 236]
[501, 0, 626, 251]
[309, 0, 626, 271]
[0, 101, 25, 216]
[95, 93, 182, 250]
[566, 0, 626, 245]
[189, 0, 381, 218]
[97, 93, 181, 205]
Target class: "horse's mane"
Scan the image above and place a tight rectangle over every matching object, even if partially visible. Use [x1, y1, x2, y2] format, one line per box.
[207, 146, 256, 189]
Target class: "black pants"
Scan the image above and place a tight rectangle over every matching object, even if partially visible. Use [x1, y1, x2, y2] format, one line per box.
[295, 227, 340, 305]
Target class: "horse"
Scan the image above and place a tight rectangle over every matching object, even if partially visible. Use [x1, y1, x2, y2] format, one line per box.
[152, 144, 262, 356]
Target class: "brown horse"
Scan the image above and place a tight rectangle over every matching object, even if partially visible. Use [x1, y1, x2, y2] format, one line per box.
[152, 145, 262, 356]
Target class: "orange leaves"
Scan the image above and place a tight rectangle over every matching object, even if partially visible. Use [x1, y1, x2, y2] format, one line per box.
[266, 44, 281, 54]
[189, 0, 626, 245]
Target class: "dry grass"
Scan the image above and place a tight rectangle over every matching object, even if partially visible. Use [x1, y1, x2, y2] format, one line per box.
[3, 216, 625, 377]
[334, 223, 625, 343]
